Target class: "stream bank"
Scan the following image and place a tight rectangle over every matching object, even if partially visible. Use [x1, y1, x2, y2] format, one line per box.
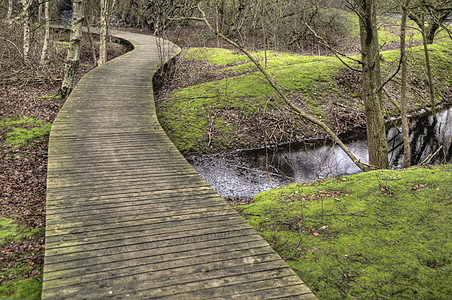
[187, 107, 452, 199]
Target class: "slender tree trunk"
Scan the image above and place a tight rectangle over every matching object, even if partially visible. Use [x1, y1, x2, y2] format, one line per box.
[400, 0, 411, 168]
[40, 0, 50, 64]
[84, 14, 98, 66]
[38, 1, 42, 21]
[7, 0, 13, 19]
[59, 0, 84, 98]
[22, 0, 31, 61]
[98, 0, 108, 65]
[358, 0, 389, 169]
[215, 2, 220, 47]
[421, 14, 438, 120]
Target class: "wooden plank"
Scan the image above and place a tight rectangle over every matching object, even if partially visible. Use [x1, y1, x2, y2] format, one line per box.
[42, 29, 317, 299]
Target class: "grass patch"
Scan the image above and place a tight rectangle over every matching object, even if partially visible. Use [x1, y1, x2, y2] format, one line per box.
[0, 117, 52, 148]
[236, 165, 452, 299]
[0, 218, 44, 299]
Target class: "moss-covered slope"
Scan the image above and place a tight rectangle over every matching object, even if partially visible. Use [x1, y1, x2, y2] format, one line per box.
[236, 164, 452, 299]
[156, 42, 452, 155]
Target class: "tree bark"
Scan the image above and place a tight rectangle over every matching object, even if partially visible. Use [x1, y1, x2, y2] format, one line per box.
[40, 0, 50, 64]
[59, 0, 84, 99]
[84, 14, 98, 66]
[22, 0, 31, 61]
[98, 0, 108, 65]
[358, 0, 389, 169]
[7, 0, 13, 19]
[400, 0, 411, 168]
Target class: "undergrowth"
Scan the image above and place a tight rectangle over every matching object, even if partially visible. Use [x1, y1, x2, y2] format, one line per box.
[236, 165, 452, 299]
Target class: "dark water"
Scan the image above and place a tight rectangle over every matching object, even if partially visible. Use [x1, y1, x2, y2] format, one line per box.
[187, 108, 452, 199]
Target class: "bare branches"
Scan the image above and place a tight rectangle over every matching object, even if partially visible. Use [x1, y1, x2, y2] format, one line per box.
[379, 54, 403, 91]
[0, 37, 24, 64]
[306, 23, 363, 73]
[192, 4, 372, 172]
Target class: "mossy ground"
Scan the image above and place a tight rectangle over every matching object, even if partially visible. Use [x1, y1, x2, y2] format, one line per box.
[156, 16, 452, 155]
[0, 218, 44, 299]
[236, 164, 452, 299]
[0, 117, 52, 148]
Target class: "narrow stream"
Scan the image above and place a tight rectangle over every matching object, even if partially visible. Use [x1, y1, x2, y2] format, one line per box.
[187, 108, 452, 199]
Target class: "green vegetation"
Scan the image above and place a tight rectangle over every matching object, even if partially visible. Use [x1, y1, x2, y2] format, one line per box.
[236, 165, 452, 299]
[39, 94, 63, 101]
[0, 218, 44, 299]
[157, 40, 452, 154]
[0, 218, 41, 242]
[0, 117, 52, 147]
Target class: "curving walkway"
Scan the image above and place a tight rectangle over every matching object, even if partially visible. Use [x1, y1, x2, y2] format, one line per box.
[42, 30, 316, 299]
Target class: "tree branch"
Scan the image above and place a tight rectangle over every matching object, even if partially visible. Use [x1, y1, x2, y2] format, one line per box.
[306, 23, 363, 73]
[192, 4, 373, 172]
[379, 52, 403, 91]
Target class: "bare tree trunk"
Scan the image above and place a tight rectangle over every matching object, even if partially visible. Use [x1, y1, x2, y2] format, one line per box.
[358, 0, 389, 169]
[59, 0, 84, 98]
[38, 1, 42, 21]
[40, 0, 50, 64]
[7, 0, 13, 19]
[421, 14, 438, 120]
[22, 0, 31, 61]
[84, 14, 98, 66]
[98, 0, 108, 65]
[400, 0, 411, 168]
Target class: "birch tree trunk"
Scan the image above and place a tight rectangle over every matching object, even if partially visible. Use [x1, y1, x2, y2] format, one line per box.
[59, 0, 84, 98]
[7, 0, 13, 19]
[358, 0, 389, 169]
[98, 0, 108, 65]
[22, 0, 31, 61]
[40, 0, 50, 64]
[400, 0, 411, 168]
[38, 1, 42, 21]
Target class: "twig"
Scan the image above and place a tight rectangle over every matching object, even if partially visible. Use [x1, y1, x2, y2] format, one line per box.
[419, 145, 442, 166]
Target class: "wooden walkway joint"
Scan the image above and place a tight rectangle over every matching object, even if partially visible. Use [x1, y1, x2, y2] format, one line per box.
[42, 30, 316, 299]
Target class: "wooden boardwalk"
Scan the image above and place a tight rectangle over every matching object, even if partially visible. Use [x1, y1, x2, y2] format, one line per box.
[42, 30, 316, 299]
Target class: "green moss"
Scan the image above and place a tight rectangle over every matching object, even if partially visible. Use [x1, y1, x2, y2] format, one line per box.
[38, 94, 63, 101]
[0, 219, 44, 299]
[1, 117, 52, 147]
[182, 47, 249, 66]
[237, 165, 452, 299]
[0, 277, 42, 299]
[0, 218, 43, 246]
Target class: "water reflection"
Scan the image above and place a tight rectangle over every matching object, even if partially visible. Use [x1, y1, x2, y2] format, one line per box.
[187, 108, 452, 198]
